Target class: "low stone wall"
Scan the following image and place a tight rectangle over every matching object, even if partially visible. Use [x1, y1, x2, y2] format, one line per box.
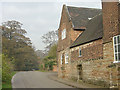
[61, 59, 118, 87]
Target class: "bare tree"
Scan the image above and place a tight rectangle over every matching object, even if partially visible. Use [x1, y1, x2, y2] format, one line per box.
[41, 30, 58, 51]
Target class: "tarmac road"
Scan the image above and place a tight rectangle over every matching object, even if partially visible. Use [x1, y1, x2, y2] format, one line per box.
[12, 71, 73, 88]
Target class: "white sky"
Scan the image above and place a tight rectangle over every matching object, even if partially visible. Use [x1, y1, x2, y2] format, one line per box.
[0, 0, 102, 50]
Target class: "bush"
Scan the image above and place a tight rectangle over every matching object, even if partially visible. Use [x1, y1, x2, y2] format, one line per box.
[39, 64, 43, 70]
[2, 54, 12, 83]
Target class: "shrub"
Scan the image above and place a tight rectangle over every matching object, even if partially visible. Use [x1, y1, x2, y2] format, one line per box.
[2, 54, 12, 83]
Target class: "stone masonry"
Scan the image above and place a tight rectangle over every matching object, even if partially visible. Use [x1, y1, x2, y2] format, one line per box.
[57, 0, 120, 88]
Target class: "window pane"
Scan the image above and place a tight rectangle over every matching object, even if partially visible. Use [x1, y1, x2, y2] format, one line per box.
[62, 29, 66, 40]
[118, 53, 120, 61]
[65, 53, 68, 64]
[79, 49, 81, 56]
[115, 54, 118, 61]
[62, 31, 63, 39]
[118, 36, 120, 44]
[64, 29, 66, 38]
[114, 37, 117, 44]
[118, 45, 120, 52]
[115, 46, 117, 52]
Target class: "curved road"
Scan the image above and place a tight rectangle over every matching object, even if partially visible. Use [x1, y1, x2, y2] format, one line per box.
[12, 71, 73, 88]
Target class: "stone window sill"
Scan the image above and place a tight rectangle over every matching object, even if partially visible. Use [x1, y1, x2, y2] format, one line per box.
[65, 63, 68, 64]
[113, 61, 120, 64]
[78, 55, 82, 58]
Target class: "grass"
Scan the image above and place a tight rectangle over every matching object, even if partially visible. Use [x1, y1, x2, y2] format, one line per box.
[36, 70, 48, 72]
[2, 71, 17, 89]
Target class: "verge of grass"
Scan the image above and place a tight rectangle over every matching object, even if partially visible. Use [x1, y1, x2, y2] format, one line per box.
[35, 69, 49, 72]
[2, 71, 17, 89]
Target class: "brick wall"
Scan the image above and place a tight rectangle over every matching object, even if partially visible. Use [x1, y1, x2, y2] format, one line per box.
[57, 5, 82, 52]
[70, 29, 83, 44]
[53, 65, 58, 72]
[57, 5, 70, 52]
[57, 5, 83, 78]
[57, 1, 120, 88]
[102, 1, 119, 43]
[71, 39, 103, 61]
[102, 1, 120, 88]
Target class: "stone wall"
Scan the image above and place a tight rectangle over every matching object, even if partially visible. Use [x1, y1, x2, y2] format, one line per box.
[69, 59, 117, 87]
[58, 48, 71, 78]
[58, 39, 118, 87]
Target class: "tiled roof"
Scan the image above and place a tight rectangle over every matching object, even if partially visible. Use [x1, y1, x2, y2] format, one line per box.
[70, 14, 103, 48]
[67, 6, 102, 30]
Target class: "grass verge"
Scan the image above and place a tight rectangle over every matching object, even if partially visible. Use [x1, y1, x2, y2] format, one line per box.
[2, 71, 17, 89]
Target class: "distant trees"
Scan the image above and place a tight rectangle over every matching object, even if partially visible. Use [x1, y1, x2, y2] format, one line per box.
[2, 20, 39, 71]
[47, 44, 57, 59]
[40, 31, 58, 71]
[43, 44, 57, 71]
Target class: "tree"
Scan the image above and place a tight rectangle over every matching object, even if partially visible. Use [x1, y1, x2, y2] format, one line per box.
[2, 20, 39, 71]
[36, 50, 47, 60]
[2, 20, 31, 45]
[39, 44, 57, 71]
[48, 44, 57, 59]
[41, 30, 58, 51]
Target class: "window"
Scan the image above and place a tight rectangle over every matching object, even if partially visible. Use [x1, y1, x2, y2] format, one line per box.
[79, 48, 82, 57]
[113, 35, 120, 63]
[61, 54, 62, 64]
[62, 29, 66, 40]
[65, 53, 69, 64]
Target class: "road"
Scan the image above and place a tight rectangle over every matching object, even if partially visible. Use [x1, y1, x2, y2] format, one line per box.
[12, 71, 73, 88]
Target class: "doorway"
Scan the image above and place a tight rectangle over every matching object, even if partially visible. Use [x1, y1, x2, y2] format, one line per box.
[77, 64, 82, 80]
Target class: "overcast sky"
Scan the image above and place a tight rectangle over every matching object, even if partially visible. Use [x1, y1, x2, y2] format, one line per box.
[1, 0, 102, 50]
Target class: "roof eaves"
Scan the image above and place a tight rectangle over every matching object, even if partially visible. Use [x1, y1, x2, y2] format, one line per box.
[70, 37, 103, 48]
[73, 28, 85, 31]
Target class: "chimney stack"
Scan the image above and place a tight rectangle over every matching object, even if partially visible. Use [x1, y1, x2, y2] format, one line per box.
[102, 0, 120, 43]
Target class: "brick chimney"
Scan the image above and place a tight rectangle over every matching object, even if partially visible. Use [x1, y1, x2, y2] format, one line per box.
[102, 0, 120, 88]
[102, 0, 120, 43]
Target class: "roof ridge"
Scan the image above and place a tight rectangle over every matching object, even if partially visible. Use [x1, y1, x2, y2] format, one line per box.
[65, 5, 75, 28]
[88, 13, 102, 21]
[66, 6, 101, 10]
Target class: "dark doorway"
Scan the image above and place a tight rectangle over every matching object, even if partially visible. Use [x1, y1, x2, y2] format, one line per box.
[77, 64, 82, 80]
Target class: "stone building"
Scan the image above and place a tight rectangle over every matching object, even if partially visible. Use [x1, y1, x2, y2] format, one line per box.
[57, 1, 120, 88]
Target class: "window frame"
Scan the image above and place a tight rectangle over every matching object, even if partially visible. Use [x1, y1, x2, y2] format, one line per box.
[113, 35, 120, 63]
[61, 29, 66, 40]
[65, 53, 69, 64]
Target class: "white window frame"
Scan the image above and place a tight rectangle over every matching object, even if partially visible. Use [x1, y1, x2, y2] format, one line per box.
[62, 29, 66, 40]
[79, 48, 82, 57]
[61, 54, 62, 64]
[113, 35, 120, 63]
[65, 53, 69, 64]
